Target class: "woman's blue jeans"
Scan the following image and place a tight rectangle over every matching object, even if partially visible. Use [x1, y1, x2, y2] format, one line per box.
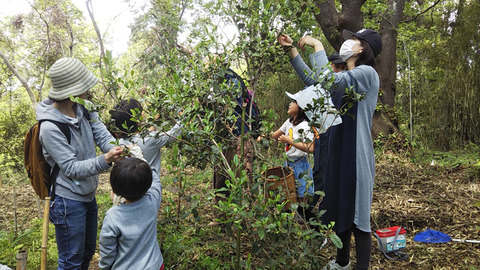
[49, 196, 98, 270]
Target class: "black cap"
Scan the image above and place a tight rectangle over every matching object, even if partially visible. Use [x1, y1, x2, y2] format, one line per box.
[342, 29, 383, 57]
[327, 53, 346, 64]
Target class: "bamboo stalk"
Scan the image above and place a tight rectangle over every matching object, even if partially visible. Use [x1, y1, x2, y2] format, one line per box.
[15, 250, 27, 270]
[452, 238, 480, 244]
[41, 197, 51, 270]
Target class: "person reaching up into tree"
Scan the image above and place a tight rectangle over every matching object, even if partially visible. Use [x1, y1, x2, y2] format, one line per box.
[209, 66, 261, 202]
[109, 98, 182, 176]
[109, 98, 182, 205]
[278, 29, 382, 270]
[277, 35, 348, 226]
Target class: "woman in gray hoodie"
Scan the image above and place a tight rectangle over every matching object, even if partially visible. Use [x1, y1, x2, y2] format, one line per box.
[37, 57, 124, 270]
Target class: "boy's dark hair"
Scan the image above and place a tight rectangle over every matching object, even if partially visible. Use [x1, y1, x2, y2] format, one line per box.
[355, 39, 376, 68]
[333, 62, 347, 71]
[110, 158, 152, 202]
[110, 99, 143, 138]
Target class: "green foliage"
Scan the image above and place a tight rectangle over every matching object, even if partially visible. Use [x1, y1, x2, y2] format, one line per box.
[125, 0, 345, 174]
[0, 229, 30, 266]
[395, 0, 480, 150]
[2, 0, 480, 268]
[361, 0, 388, 28]
[0, 218, 57, 269]
[211, 156, 336, 268]
[158, 166, 221, 268]
[411, 142, 479, 169]
[0, 92, 35, 180]
[157, 152, 335, 269]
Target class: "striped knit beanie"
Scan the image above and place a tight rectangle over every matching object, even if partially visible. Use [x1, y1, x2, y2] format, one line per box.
[48, 58, 98, 100]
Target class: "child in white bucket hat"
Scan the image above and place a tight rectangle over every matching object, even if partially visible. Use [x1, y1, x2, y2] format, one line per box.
[258, 86, 339, 203]
[36, 57, 124, 269]
[285, 84, 342, 134]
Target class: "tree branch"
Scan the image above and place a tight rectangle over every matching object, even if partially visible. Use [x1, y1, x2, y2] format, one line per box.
[179, 0, 188, 21]
[86, 0, 106, 62]
[402, 0, 442, 23]
[85, 0, 118, 102]
[31, 4, 51, 100]
[0, 51, 37, 105]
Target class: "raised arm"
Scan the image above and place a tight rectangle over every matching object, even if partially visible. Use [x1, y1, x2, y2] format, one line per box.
[277, 34, 300, 59]
[278, 34, 328, 86]
[151, 123, 182, 148]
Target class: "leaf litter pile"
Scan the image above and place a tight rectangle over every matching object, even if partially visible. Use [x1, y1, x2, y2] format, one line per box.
[0, 151, 479, 269]
[367, 151, 480, 269]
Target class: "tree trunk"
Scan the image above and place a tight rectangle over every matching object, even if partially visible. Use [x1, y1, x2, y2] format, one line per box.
[314, 0, 405, 138]
[314, 0, 366, 51]
[371, 0, 406, 137]
[378, 0, 406, 109]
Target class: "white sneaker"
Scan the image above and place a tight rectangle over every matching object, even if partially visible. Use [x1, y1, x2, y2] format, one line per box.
[322, 260, 351, 270]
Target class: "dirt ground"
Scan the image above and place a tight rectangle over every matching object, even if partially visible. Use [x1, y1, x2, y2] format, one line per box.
[368, 152, 480, 269]
[1, 151, 479, 269]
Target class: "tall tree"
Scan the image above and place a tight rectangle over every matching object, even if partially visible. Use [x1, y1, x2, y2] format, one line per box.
[313, 0, 407, 137]
[0, 0, 98, 105]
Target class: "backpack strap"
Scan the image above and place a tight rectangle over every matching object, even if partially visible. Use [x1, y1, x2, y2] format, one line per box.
[80, 104, 91, 121]
[39, 120, 71, 201]
[373, 227, 409, 261]
[41, 105, 90, 201]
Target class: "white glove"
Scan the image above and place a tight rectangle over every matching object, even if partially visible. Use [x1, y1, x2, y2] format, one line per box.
[128, 145, 147, 162]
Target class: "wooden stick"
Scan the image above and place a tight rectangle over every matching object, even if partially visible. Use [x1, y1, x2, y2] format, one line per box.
[41, 197, 51, 270]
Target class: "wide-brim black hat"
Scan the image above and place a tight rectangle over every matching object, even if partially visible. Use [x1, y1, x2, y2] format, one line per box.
[342, 29, 383, 57]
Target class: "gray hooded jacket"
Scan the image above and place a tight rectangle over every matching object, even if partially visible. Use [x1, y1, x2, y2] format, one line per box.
[36, 98, 115, 202]
[118, 123, 182, 174]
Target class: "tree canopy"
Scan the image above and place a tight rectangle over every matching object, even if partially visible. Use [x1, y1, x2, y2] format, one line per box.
[1, 0, 479, 175]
